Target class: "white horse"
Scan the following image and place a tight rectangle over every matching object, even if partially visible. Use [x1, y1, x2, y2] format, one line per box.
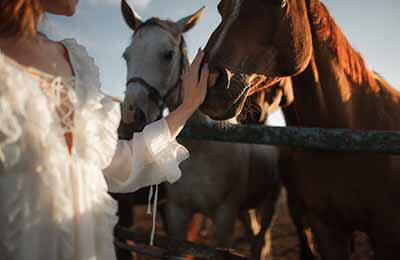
[118, 1, 282, 258]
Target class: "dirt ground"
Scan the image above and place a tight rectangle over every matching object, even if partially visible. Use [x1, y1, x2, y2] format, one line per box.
[129, 189, 374, 260]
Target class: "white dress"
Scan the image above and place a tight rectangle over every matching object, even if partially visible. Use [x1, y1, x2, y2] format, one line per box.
[0, 39, 189, 260]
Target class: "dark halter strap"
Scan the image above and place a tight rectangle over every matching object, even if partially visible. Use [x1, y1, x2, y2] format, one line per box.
[126, 76, 181, 109]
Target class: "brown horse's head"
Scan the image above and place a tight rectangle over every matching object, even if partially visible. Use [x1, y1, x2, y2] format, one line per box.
[201, 0, 313, 120]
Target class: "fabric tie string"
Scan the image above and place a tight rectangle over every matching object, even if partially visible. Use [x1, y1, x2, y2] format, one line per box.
[146, 184, 158, 246]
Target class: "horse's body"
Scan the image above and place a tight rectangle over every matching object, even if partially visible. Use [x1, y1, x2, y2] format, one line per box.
[117, 1, 281, 258]
[169, 112, 281, 258]
[201, 0, 400, 259]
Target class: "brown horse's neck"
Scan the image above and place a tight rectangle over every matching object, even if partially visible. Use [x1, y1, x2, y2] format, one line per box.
[290, 0, 400, 130]
[290, 56, 329, 127]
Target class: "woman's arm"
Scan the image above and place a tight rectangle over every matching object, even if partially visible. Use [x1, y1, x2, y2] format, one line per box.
[103, 49, 208, 193]
[165, 49, 209, 138]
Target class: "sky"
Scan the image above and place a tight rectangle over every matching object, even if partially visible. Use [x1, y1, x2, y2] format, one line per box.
[46, 0, 400, 126]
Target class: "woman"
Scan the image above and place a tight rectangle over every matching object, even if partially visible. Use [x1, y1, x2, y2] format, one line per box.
[0, 0, 209, 259]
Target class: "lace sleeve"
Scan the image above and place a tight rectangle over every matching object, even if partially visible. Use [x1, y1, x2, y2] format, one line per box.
[103, 118, 189, 193]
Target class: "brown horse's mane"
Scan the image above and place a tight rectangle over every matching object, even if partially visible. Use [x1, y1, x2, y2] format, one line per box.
[307, 0, 377, 90]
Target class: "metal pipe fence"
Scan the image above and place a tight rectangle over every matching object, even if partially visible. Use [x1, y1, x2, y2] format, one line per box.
[115, 122, 400, 258]
[179, 122, 400, 155]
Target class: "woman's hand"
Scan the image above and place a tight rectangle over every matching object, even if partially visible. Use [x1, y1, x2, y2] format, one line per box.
[181, 48, 209, 113]
[165, 48, 209, 139]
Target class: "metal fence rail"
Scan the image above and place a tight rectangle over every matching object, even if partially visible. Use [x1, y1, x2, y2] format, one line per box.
[179, 121, 400, 154]
[115, 122, 400, 258]
[114, 226, 255, 260]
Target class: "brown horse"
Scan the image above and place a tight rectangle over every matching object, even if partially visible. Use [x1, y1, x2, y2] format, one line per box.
[200, 0, 400, 259]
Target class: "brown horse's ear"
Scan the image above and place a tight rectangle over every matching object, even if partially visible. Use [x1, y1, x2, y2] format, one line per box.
[176, 6, 205, 33]
[121, 0, 143, 31]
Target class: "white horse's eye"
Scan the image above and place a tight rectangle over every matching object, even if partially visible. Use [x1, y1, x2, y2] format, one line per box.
[163, 50, 175, 61]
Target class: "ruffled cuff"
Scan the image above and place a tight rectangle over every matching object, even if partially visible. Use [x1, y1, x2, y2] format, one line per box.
[142, 118, 189, 183]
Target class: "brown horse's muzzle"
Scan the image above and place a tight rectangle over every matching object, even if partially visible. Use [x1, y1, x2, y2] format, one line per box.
[200, 65, 249, 120]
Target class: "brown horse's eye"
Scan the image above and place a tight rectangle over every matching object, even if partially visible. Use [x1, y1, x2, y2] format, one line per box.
[276, 0, 287, 8]
[163, 50, 175, 61]
[272, 0, 287, 8]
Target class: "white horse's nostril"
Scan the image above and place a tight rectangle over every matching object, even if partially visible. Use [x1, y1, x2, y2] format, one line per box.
[122, 105, 136, 124]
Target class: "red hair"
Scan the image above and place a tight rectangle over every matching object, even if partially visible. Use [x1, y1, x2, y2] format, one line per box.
[0, 0, 43, 37]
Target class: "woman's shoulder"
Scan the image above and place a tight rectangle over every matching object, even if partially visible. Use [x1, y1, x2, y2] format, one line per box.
[60, 38, 101, 90]
[0, 52, 50, 168]
[0, 50, 23, 77]
[60, 38, 91, 63]
[0, 51, 40, 94]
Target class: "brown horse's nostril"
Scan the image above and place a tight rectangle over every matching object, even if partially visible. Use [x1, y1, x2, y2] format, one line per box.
[207, 65, 223, 88]
[225, 68, 233, 83]
[208, 72, 220, 88]
[206, 66, 233, 91]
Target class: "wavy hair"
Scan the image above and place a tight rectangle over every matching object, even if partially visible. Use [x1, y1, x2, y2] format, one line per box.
[0, 0, 43, 37]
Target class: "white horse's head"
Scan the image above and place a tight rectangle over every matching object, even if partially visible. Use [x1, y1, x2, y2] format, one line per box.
[119, 0, 204, 135]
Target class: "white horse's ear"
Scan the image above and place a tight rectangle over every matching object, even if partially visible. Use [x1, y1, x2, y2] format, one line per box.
[121, 0, 143, 31]
[176, 6, 205, 33]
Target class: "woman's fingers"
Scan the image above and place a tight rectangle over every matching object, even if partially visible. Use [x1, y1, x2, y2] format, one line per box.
[190, 48, 205, 72]
[181, 48, 204, 82]
[198, 63, 209, 88]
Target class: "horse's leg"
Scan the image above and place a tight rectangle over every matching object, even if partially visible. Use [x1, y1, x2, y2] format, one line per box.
[238, 211, 256, 247]
[166, 202, 193, 240]
[165, 203, 194, 259]
[157, 202, 168, 234]
[254, 184, 281, 260]
[286, 194, 315, 260]
[186, 213, 203, 242]
[115, 197, 135, 260]
[307, 213, 351, 260]
[182, 214, 204, 260]
[214, 205, 237, 248]
[280, 148, 314, 260]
